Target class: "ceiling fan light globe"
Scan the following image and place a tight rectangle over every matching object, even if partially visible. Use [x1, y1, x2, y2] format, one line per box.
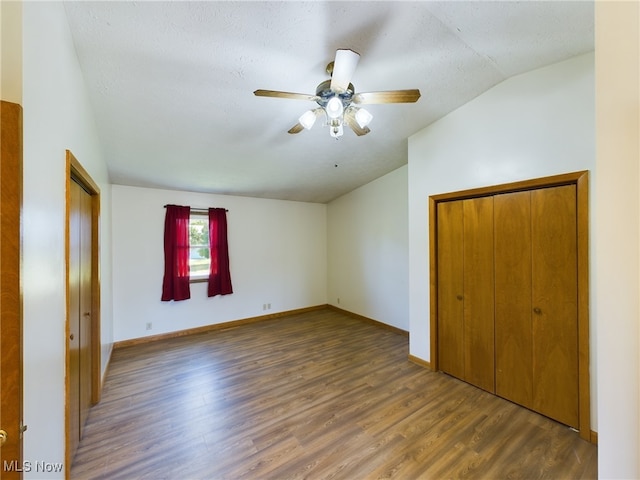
[299, 110, 317, 130]
[355, 108, 373, 128]
[326, 96, 344, 119]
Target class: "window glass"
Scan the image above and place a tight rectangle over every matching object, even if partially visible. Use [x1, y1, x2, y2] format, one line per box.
[189, 215, 209, 280]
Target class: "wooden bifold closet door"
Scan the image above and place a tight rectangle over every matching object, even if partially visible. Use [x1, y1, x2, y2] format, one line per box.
[437, 196, 495, 393]
[68, 178, 93, 459]
[495, 185, 578, 428]
[437, 184, 579, 429]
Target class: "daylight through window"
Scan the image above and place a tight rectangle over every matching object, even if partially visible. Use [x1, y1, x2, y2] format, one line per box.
[189, 213, 210, 281]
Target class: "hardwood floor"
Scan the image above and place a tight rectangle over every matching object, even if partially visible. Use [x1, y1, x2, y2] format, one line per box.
[71, 309, 597, 479]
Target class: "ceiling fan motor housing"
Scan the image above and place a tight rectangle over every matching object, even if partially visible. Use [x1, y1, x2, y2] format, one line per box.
[315, 80, 354, 110]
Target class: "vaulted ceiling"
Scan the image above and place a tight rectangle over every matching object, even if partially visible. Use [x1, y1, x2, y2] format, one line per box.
[64, 1, 594, 203]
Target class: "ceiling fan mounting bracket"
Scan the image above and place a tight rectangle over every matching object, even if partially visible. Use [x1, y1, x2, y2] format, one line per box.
[326, 61, 334, 77]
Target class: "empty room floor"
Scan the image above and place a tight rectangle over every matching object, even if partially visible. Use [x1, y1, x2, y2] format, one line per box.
[71, 308, 597, 479]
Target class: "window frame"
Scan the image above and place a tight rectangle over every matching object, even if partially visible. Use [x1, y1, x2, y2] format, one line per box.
[188, 211, 210, 283]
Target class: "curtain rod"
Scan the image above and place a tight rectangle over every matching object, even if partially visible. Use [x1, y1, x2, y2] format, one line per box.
[163, 205, 228, 212]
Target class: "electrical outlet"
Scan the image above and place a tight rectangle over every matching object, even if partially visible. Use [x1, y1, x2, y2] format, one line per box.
[267, 303, 271, 310]
[146, 322, 152, 331]
[337, 297, 340, 304]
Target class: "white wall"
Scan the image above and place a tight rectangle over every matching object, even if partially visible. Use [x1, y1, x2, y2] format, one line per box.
[594, 1, 639, 477]
[0, 0, 22, 104]
[408, 53, 595, 420]
[22, 2, 112, 476]
[327, 166, 409, 331]
[111, 185, 326, 341]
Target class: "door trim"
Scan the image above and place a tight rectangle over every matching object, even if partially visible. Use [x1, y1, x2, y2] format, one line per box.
[1, 100, 24, 478]
[429, 170, 591, 441]
[65, 150, 101, 473]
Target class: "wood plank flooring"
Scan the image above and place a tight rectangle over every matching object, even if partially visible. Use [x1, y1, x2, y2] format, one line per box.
[71, 309, 597, 479]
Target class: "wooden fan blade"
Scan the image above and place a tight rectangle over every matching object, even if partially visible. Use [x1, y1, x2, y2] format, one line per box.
[344, 108, 371, 136]
[288, 123, 305, 134]
[352, 89, 421, 104]
[330, 49, 360, 93]
[254, 90, 318, 102]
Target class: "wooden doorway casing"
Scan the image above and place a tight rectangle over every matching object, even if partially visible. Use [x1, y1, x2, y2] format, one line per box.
[65, 151, 101, 473]
[1, 100, 24, 479]
[429, 170, 591, 442]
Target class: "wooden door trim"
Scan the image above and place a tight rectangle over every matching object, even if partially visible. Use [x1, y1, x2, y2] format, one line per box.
[1, 100, 24, 478]
[65, 150, 101, 473]
[429, 170, 591, 442]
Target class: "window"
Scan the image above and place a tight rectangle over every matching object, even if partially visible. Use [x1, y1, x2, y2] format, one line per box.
[189, 213, 210, 282]
[162, 204, 232, 301]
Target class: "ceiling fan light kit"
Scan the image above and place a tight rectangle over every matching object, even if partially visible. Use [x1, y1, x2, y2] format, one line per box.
[329, 123, 344, 139]
[325, 96, 344, 119]
[254, 49, 421, 139]
[354, 107, 373, 129]
[298, 110, 318, 130]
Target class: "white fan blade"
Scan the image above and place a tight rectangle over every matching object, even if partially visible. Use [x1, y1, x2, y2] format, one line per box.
[330, 49, 360, 93]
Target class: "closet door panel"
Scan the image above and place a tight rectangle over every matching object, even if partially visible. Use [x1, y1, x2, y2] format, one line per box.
[68, 180, 81, 459]
[531, 185, 579, 428]
[494, 191, 533, 408]
[437, 200, 464, 380]
[79, 183, 93, 437]
[462, 197, 495, 392]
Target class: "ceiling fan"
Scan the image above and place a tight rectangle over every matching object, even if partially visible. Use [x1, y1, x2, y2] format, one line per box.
[254, 49, 421, 138]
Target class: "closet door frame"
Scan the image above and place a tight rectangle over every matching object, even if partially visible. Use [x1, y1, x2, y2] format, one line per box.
[429, 170, 591, 442]
[65, 150, 102, 474]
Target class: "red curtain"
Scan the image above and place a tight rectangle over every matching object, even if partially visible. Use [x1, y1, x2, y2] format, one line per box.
[161, 205, 191, 301]
[208, 208, 233, 297]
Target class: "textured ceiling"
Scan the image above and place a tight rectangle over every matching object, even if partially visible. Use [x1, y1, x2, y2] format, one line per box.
[64, 1, 594, 203]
